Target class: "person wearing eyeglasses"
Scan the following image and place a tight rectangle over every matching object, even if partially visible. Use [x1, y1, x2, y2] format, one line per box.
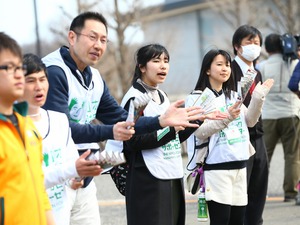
[0, 32, 55, 225]
[42, 11, 203, 225]
[0, 63, 27, 74]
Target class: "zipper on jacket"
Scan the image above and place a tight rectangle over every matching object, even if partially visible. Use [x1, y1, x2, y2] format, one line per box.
[24, 117, 43, 225]
[28, 164, 43, 225]
[0, 197, 4, 225]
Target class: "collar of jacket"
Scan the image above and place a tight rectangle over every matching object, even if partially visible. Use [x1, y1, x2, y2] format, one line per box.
[133, 81, 147, 93]
[59, 46, 93, 87]
[0, 101, 28, 121]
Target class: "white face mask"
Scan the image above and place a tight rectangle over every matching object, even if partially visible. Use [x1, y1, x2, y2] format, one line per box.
[240, 44, 261, 62]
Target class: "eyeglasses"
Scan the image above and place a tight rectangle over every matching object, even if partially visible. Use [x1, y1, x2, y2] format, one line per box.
[0, 64, 27, 75]
[74, 32, 109, 45]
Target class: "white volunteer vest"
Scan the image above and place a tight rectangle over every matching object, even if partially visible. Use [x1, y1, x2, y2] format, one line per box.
[34, 109, 78, 217]
[122, 87, 184, 179]
[206, 92, 250, 164]
[43, 49, 103, 150]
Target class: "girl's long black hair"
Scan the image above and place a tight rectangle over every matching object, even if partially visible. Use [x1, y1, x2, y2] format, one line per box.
[194, 49, 235, 99]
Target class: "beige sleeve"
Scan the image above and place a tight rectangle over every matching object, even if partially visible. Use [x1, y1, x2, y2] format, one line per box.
[244, 84, 266, 127]
[194, 117, 233, 140]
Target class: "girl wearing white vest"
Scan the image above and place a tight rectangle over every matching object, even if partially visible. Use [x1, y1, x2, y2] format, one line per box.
[19, 54, 102, 225]
[105, 45, 226, 224]
[121, 44, 204, 225]
[189, 49, 273, 225]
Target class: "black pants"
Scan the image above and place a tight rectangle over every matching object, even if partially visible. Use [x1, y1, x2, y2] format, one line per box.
[207, 201, 246, 225]
[244, 136, 268, 225]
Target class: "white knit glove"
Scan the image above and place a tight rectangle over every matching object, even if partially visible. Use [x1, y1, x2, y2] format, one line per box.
[245, 79, 274, 127]
[252, 79, 274, 99]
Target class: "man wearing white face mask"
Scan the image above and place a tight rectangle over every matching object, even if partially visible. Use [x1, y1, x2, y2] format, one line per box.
[239, 44, 262, 62]
[231, 25, 267, 225]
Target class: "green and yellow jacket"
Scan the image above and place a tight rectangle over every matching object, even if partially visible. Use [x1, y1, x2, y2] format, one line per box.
[0, 102, 51, 225]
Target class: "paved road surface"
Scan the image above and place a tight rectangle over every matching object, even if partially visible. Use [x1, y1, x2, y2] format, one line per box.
[95, 143, 300, 224]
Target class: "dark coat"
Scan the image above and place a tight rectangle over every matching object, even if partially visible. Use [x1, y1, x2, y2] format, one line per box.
[231, 60, 264, 139]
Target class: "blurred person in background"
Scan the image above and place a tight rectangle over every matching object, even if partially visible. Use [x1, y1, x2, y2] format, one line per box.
[258, 33, 300, 203]
[288, 34, 300, 205]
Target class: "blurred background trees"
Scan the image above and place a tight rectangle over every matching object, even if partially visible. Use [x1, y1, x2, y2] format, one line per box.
[22, 0, 300, 101]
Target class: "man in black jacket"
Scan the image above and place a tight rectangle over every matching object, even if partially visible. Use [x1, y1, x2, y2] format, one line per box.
[231, 25, 267, 225]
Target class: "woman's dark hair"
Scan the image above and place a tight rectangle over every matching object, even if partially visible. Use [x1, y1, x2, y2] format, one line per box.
[132, 44, 169, 84]
[70, 11, 108, 33]
[23, 53, 47, 77]
[232, 25, 263, 55]
[194, 49, 235, 99]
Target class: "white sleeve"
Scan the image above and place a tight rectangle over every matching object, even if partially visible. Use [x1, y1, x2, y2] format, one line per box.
[44, 128, 79, 189]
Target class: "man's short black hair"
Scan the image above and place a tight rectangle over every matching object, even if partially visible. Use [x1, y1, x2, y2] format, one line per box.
[232, 25, 263, 55]
[70, 11, 108, 33]
[0, 32, 22, 59]
[265, 33, 282, 54]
